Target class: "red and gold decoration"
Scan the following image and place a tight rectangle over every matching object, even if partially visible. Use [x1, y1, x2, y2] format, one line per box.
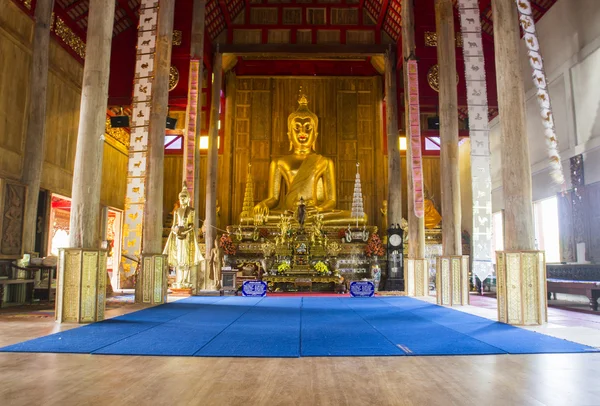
[365, 232, 384, 258]
[183, 59, 200, 205]
[407, 60, 425, 218]
[219, 234, 237, 256]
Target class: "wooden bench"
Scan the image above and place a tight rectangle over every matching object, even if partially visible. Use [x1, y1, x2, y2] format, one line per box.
[547, 279, 600, 311]
[546, 264, 600, 311]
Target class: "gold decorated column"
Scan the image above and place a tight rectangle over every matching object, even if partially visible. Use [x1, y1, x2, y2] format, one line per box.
[204, 52, 223, 289]
[402, 0, 428, 297]
[402, 0, 425, 260]
[58, 0, 114, 323]
[434, 0, 469, 306]
[142, 0, 175, 255]
[493, 0, 544, 325]
[21, 0, 54, 254]
[385, 47, 402, 229]
[137, 0, 175, 303]
[183, 0, 207, 225]
[435, 0, 461, 257]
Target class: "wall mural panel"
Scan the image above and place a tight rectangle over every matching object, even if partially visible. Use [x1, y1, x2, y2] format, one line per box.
[0, 180, 26, 258]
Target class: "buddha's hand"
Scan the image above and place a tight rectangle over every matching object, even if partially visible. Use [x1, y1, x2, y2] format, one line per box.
[253, 203, 269, 223]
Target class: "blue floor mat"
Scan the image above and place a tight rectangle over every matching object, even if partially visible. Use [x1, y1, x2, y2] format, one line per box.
[195, 297, 302, 357]
[1, 296, 597, 357]
[300, 298, 405, 356]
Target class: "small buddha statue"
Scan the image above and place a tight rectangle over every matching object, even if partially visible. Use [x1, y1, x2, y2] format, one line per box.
[253, 91, 366, 226]
[163, 182, 203, 288]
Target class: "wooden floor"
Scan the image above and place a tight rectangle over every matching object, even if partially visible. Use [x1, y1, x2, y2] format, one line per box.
[1, 298, 600, 406]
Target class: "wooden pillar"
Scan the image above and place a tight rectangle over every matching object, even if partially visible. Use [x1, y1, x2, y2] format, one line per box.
[183, 0, 207, 227]
[205, 52, 223, 288]
[385, 48, 402, 229]
[492, 0, 535, 251]
[21, 0, 54, 253]
[69, 0, 115, 249]
[402, 0, 425, 260]
[435, 0, 461, 256]
[142, 0, 175, 255]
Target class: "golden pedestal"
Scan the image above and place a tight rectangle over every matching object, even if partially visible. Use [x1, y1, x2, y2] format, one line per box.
[436, 256, 469, 306]
[404, 258, 429, 297]
[496, 251, 547, 325]
[55, 249, 107, 323]
[136, 254, 168, 305]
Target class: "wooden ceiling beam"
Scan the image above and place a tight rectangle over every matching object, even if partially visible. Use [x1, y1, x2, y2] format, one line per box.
[116, 0, 139, 25]
[377, 0, 390, 29]
[219, 43, 389, 56]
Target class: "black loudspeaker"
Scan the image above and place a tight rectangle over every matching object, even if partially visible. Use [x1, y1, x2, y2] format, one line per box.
[110, 115, 129, 128]
[166, 116, 177, 130]
[427, 116, 440, 130]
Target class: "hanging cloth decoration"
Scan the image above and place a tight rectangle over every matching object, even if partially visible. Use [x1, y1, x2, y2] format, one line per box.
[458, 0, 493, 283]
[515, 0, 566, 186]
[184, 59, 201, 205]
[406, 60, 425, 218]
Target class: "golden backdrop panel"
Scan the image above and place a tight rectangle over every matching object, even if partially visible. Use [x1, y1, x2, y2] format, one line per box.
[228, 76, 383, 226]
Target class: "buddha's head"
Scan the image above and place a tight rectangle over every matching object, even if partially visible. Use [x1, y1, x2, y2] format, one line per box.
[287, 92, 318, 154]
[179, 181, 190, 207]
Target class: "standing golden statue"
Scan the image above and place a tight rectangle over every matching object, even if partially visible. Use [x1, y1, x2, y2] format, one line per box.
[251, 91, 366, 226]
[163, 182, 203, 288]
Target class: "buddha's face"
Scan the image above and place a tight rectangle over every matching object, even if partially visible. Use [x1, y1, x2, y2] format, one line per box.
[289, 116, 317, 152]
[179, 194, 189, 207]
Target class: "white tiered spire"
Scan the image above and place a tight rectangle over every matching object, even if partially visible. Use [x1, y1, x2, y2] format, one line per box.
[351, 162, 365, 227]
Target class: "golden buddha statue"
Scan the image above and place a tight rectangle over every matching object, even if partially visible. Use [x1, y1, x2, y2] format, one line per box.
[423, 186, 442, 229]
[252, 92, 366, 226]
[163, 182, 203, 288]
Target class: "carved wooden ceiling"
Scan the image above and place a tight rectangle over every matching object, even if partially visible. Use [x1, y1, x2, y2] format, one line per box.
[12, 0, 558, 109]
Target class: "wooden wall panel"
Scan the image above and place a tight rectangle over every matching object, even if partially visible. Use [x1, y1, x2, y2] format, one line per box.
[0, 0, 127, 215]
[101, 143, 128, 209]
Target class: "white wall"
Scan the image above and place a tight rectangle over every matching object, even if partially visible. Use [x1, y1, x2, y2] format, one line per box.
[491, 0, 600, 210]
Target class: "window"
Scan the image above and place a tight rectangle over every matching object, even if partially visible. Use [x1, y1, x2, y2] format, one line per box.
[533, 196, 560, 263]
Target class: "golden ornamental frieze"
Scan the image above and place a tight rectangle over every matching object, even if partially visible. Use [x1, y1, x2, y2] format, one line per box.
[427, 64, 459, 93]
[424, 31, 463, 48]
[169, 66, 179, 91]
[53, 17, 86, 59]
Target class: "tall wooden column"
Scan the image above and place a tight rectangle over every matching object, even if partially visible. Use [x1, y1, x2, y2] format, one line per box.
[204, 52, 223, 289]
[58, 0, 114, 323]
[492, 0, 535, 251]
[435, 0, 461, 257]
[137, 0, 175, 303]
[69, 0, 115, 248]
[21, 0, 54, 253]
[402, 0, 425, 260]
[183, 0, 207, 226]
[402, 0, 428, 297]
[385, 48, 402, 229]
[493, 0, 544, 325]
[142, 0, 175, 255]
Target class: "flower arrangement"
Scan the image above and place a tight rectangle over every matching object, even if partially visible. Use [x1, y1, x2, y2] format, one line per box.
[313, 261, 330, 276]
[219, 233, 237, 255]
[364, 232, 385, 257]
[337, 228, 346, 239]
[277, 262, 291, 275]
